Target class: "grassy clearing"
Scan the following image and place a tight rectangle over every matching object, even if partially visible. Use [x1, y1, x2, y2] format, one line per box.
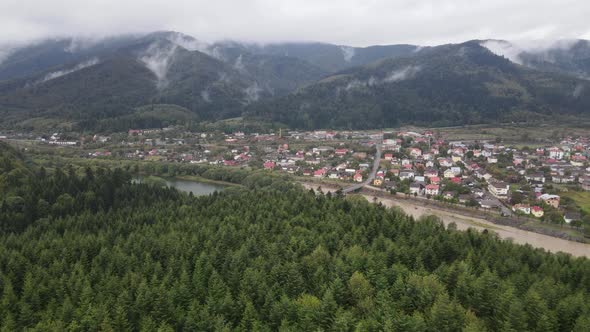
[561, 191, 590, 215]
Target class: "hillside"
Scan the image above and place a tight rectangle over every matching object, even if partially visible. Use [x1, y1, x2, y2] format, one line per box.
[0, 159, 590, 330]
[0, 32, 333, 130]
[2, 33, 590, 131]
[216, 41, 422, 72]
[247, 41, 590, 129]
[482, 39, 590, 79]
[0, 35, 140, 81]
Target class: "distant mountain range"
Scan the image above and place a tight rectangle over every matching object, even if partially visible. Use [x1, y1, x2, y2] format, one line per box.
[0, 31, 589, 131]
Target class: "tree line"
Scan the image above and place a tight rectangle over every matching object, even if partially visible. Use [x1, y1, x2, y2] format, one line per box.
[1, 143, 590, 330]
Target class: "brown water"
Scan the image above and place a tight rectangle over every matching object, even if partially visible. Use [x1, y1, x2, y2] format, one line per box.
[301, 182, 590, 258]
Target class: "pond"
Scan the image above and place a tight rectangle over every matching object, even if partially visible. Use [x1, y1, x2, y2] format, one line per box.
[135, 177, 226, 196]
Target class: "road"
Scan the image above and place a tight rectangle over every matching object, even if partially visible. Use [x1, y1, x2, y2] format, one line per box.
[343, 143, 382, 194]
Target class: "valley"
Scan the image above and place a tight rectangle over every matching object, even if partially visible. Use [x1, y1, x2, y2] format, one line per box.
[2, 27, 590, 331]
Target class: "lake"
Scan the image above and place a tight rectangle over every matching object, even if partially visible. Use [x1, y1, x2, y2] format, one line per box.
[165, 178, 226, 195]
[135, 177, 226, 196]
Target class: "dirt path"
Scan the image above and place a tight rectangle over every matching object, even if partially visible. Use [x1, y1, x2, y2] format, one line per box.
[300, 182, 590, 258]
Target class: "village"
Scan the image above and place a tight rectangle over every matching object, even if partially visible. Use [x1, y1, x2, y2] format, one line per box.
[4, 125, 590, 227]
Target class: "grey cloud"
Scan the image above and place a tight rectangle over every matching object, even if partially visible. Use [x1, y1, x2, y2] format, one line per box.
[40, 57, 100, 82]
[481, 39, 580, 65]
[0, 1, 589, 47]
[139, 42, 178, 89]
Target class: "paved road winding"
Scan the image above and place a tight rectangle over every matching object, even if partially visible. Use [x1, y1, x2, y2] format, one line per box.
[343, 143, 382, 194]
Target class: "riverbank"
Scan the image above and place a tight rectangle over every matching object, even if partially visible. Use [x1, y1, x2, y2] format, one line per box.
[300, 182, 590, 258]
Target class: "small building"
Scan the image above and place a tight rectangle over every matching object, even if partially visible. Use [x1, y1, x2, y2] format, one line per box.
[425, 184, 440, 196]
[512, 204, 531, 215]
[539, 194, 560, 208]
[410, 183, 424, 195]
[531, 206, 544, 218]
[488, 181, 509, 199]
[353, 172, 363, 183]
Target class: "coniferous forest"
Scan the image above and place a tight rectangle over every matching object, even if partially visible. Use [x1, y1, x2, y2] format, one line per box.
[1, 142, 590, 331]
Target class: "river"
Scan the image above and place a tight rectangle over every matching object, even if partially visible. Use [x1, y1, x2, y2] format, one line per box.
[301, 182, 590, 258]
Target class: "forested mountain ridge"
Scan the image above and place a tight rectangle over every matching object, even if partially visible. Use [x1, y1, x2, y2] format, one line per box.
[0, 32, 328, 130]
[247, 41, 590, 129]
[1, 32, 590, 130]
[1, 148, 590, 330]
[481, 39, 590, 79]
[210, 41, 423, 72]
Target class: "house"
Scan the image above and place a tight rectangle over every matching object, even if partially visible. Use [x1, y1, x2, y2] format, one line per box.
[425, 184, 440, 196]
[443, 169, 456, 178]
[430, 176, 441, 185]
[480, 200, 500, 209]
[409, 148, 422, 157]
[531, 206, 544, 218]
[424, 168, 438, 178]
[263, 161, 276, 170]
[548, 147, 564, 160]
[451, 155, 462, 163]
[313, 168, 327, 178]
[384, 153, 394, 160]
[450, 166, 462, 176]
[512, 204, 531, 214]
[450, 177, 461, 184]
[399, 171, 415, 180]
[488, 181, 509, 199]
[525, 173, 545, 183]
[410, 183, 424, 195]
[353, 172, 363, 182]
[353, 152, 367, 159]
[472, 189, 485, 198]
[438, 158, 453, 167]
[458, 194, 472, 204]
[335, 148, 348, 156]
[487, 157, 498, 164]
[539, 194, 560, 208]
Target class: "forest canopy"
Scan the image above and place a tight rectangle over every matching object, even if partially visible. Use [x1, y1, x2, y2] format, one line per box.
[1, 142, 590, 331]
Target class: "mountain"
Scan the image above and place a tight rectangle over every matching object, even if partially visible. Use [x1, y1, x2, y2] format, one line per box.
[1, 32, 590, 131]
[481, 39, 590, 79]
[247, 41, 590, 129]
[0, 35, 140, 81]
[211, 41, 423, 72]
[0, 32, 334, 130]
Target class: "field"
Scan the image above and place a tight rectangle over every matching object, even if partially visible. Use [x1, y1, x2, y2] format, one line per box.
[561, 191, 590, 215]
[394, 122, 590, 145]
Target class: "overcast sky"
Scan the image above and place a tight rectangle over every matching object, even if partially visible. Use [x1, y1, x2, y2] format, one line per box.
[2, 0, 590, 46]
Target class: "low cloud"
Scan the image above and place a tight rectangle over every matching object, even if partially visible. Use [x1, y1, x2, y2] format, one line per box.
[201, 89, 211, 102]
[345, 65, 421, 90]
[244, 82, 263, 102]
[481, 39, 579, 65]
[41, 57, 99, 82]
[139, 42, 178, 88]
[383, 65, 421, 82]
[340, 46, 355, 62]
[165, 32, 209, 53]
[573, 84, 584, 98]
[234, 54, 246, 72]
